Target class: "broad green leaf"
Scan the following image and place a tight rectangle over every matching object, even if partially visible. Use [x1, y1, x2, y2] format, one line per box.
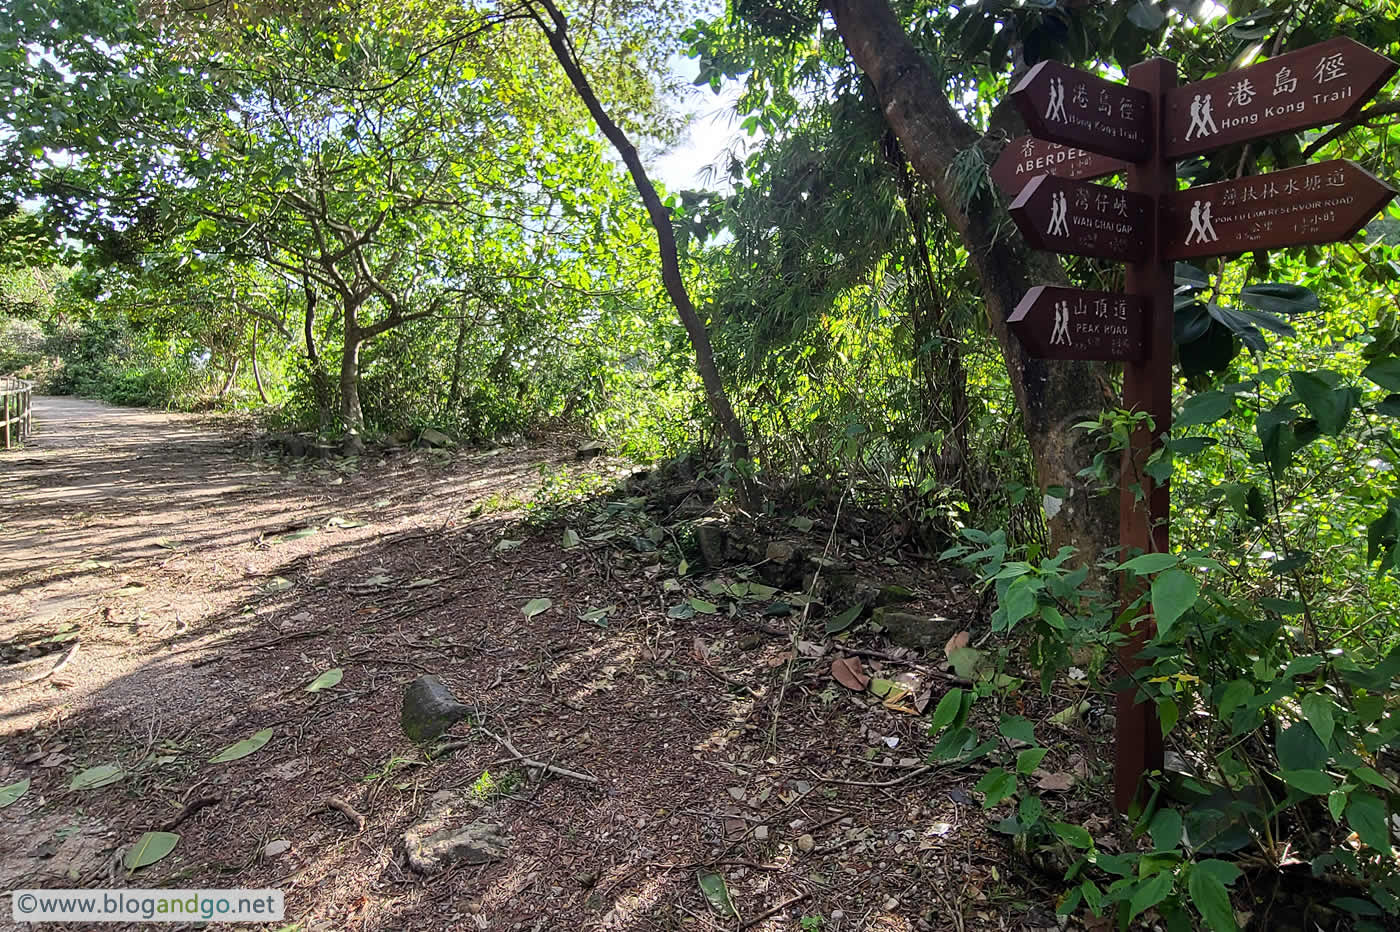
[210, 728, 274, 763]
[930, 688, 963, 732]
[0, 778, 31, 809]
[1149, 808, 1182, 851]
[1177, 391, 1235, 428]
[824, 604, 862, 635]
[1118, 553, 1177, 574]
[1000, 575, 1037, 628]
[1299, 693, 1335, 745]
[1346, 791, 1392, 854]
[124, 831, 179, 871]
[304, 668, 343, 692]
[1050, 821, 1093, 849]
[696, 871, 735, 917]
[578, 605, 615, 624]
[1187, 863, 1239, 931]
[1290, 371, 1354, 436]
[1281, 769, 1333, 795]
[688, 598, 718, 615]
[975, 767, 1016, 808]
[522, 598, 552, 619]
[561, 529, 580, 549]
[1275, 721, 1326, 772]
[1016, 748, 1047, 775]
[1151, 569, 1198, 637]
[1363, 357, 1400, 392]
[998, 715, 1036, 745]
[1329, 789, 1349, 821]
[70, 764, 124, 790]
[1128, 869, 1174, 920]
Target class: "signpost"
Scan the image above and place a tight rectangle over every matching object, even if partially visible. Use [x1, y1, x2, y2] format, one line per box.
[999, 38, 1398, 814]
[1163, 37, 1397, 158]
[992, 136, 1129, 195]
[1008, 287, 1148, 361]
[1009, 176, 1153, 261]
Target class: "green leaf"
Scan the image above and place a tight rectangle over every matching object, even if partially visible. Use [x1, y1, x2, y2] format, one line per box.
[1346, 791, 1392, 854]
[1187, 863, 1239, 931]
[1118, 553, 1177, 574]
[930, 688, 964, 732]
[1281, 769, 1333, 795]
[1050, 821, 1093, 849]
[1149, 808, 1182, 851]
[975, 767, 1016, 808]
[578, 605, 615, 625]
[1276, 721, 1326, 772]
[0, 777, 31, 809]
[1300, 693, 1335, 745]
[123, 831, 179, 872]
[1151, 569, 1198, 637]
[522, 598, 552, 619]
[696, 870, 736, 917]
[999, 715, 1036, 745]
[1001, 576, 1037, 628]
[688, 598, 718, 615]
[1159, 698, 1180, 737]
[1128, 869, 1174, 920]
[1290, 371, 1354, 436]
[561, 529, 580, 549]
[1017, 747, 1048, 775]
[1237, 282, 1319, 315]
[824, 604, 862, 635]
[1363, 357, 1400, 392]
[70, 764, 124, 790]
[1329, 789, 1349, 821]
[1177, 391, 1235, 428]
[210, 728, 274, 763]
[304, 668, 343, 693]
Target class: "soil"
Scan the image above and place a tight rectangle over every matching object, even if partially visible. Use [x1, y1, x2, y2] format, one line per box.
[0, 396, 1114, 932]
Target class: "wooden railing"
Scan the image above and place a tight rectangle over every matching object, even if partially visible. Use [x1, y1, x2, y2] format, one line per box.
[0, 376, 34, 450]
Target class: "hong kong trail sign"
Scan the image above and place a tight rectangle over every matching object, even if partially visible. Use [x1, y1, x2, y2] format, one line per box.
[1162, 159, 1397, 260]
[1164, 37, 1397, 158]
[1008, 175, 1153, 261]
[997, 40, 1398, 815]
[1008, 287, 1148, 361]
[992, 136, 1129, 195]
[1010, 60, 1153, 161]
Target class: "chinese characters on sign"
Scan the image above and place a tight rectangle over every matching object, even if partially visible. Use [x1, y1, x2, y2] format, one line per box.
[1161, 160, 1397, 260]
[1008, 175, 1153, 262]
[990, 136, 1129, 195]
[1008, 287, 1148, 361]
[1010, 60, 1153, 161]
[1164, 37, 1398, 157]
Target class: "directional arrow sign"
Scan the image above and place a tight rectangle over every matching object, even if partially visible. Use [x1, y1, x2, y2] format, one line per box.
[1010, 61, 1152, 162]
[1009, 175, 1154, 262]
[1161, 159, 1397, 260]
[991, 136, 1130, 196]
[1009, 286, 1148, 362]
[1165, 37, 1398, 158]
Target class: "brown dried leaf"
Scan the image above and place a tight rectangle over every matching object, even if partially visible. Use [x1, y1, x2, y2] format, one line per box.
[691, 637, 711, 665]
[944, 630, 971, 659]
[1035, 771, 1076, 792]
[830, 656, 870, 691]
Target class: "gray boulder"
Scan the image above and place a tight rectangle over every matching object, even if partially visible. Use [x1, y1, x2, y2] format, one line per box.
[403, 791, 509, 873]
[400, 675, 473, 743]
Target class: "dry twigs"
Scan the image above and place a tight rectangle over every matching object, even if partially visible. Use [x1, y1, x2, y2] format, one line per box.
[5, 639, 80, 689]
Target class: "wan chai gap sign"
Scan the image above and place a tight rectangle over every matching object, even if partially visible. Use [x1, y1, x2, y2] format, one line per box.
[997, 40, 1399, 815]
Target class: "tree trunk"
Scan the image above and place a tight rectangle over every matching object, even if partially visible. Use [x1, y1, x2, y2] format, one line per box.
[302, 277, 333, 430]
[530, 0, 758, 507]
[251, 320, 270, 404]
[446, 302, 470, 411]
[217, 357, 240, 398]
[828, 0, 1117, 560]
[340, 314, 366, 454]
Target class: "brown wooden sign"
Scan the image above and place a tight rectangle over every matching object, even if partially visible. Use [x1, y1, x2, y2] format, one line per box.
[1008, 286, 1148, 361]
[1164, 37, 1398, 158]
[1161, 159, 1397, 260]
[1009, 174, 1153, 262]
[992, 136, 1130, 195]
[1010, 60, 1153, 162]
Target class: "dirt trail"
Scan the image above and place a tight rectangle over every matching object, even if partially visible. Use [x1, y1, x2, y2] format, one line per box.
[0, 397, 1064, 932]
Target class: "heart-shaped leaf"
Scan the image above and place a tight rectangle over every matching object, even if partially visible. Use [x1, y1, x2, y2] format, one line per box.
[210, 728, 274, 763]
[70, 764, 125, 790]
[522, 598, 552, 619]
[0, 777, 31, 809]
[561, 529, 580, 549]
[304, 668, 343, 693]
[831, 656, 870, 691]
[124, 831, 179, 871]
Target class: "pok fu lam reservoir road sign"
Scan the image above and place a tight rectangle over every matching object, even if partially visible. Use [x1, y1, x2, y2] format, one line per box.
[1164, 37, 1398, 158]
[1161, 159, 1398, 260]
[1010, 60, 1152, 161]
[1008, 286, 1148, 362]
[991, 136, 1130, 196]
[1008, 174, 1153, 262]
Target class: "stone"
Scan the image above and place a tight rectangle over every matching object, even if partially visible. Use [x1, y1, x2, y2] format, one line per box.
[873, 609, 961, 652]
[575, 439, 606, 459]
[403, 791, 509, 874]
[753, 825, 769, 842]
[796, 833, 815, 853]
[760, 540, 804, 587]
[418, 427, 454, 448]
[400, 675, 473, 743]
[262, 839, 291, 858]
[694, 520, 727, 568]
